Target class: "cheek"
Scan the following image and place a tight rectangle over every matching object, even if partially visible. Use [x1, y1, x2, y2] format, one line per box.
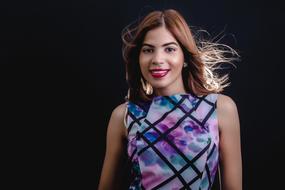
[169, 59, 183, 70]
[171, 53, 184, 69]
[139, 54, 149, 71]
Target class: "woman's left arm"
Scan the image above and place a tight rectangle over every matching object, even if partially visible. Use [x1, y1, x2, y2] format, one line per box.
[217, 94, 242, 190]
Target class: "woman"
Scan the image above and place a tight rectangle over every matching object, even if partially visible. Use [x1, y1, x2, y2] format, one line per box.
[98, 9, 242, 190]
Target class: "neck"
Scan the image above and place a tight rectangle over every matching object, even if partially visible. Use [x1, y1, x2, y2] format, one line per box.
[153, 75, 187, 96]
[154, 85, 187, 97]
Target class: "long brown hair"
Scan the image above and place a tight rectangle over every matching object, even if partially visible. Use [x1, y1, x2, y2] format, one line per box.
[122, 9, 239, 102]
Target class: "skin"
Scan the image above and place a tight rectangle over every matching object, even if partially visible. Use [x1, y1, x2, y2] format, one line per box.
[139, 26, 186, 96]
[98, 26, 242, 190]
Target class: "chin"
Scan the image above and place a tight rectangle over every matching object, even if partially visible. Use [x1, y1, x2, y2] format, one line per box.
[150, 82, 170, 89]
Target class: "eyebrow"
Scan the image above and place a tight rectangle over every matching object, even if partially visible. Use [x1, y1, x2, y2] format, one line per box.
[141, 42, 179, 47]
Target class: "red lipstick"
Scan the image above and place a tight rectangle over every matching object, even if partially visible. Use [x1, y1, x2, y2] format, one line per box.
[149, 69, 170, 78]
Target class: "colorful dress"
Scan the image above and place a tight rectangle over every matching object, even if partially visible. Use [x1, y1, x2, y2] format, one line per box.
[125, 93, 219, 190]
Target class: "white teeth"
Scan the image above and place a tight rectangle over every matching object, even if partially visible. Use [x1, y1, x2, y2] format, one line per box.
[151, 70, 167, 74]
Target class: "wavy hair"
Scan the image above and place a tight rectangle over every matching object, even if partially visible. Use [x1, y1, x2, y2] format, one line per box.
[121, 9, 239, 102]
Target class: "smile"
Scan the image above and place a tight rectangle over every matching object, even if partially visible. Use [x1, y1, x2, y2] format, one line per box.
[149, 69, 170, 78]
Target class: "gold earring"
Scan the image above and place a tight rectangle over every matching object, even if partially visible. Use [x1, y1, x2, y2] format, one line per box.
[183, 62, 188, 68]
[125, 88, 130, 101]
[140, 78, 153, 95]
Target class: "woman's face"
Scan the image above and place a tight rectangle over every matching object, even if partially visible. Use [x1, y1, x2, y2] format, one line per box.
[139, 26, 185, 96]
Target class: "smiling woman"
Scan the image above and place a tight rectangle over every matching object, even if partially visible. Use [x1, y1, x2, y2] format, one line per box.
[139, 27, 185, 96]
[98, 9, 242, 190]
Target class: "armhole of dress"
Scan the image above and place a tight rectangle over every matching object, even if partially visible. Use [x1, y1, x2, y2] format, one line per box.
[215, 93, 222, 190]
[215, 93, 220, 133]
[215, 93, 218, 109]
[218, 163, 222, 190]
[123, 102, 128, 129]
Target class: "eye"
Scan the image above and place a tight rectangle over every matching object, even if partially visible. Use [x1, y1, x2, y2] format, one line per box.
[165, 47, 176, 53]
[142, 48, 153, 54]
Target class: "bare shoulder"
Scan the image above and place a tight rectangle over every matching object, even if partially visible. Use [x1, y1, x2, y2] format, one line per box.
[216, 94, 242, 189]
[109, 102, 128, 139]
[217, 94, 240, 131]
[217, 94, 238, 113]
[111, 102, 127, 120]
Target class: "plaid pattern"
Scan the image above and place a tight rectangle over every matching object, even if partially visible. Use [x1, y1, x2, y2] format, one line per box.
[126, 93, 219, 190]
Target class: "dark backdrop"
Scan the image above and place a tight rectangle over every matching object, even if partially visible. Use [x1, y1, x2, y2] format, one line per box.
[1, 0, 284, 189]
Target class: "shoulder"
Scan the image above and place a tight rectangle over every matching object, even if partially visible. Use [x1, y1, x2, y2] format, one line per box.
[216, 94, 237, 112]
[216, 94, 239, 131]
[111, 102, 127, 120]
[108, 102, 128, 139]
[216, 94, 242, 189]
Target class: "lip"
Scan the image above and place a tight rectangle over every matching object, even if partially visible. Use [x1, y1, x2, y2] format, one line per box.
[149, 69, 170, 78]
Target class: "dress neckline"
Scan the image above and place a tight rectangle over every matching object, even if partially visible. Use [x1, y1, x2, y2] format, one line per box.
[152, 92, 200, 100]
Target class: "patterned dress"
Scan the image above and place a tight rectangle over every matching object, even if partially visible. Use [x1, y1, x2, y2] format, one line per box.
[125, 93, 219, 190]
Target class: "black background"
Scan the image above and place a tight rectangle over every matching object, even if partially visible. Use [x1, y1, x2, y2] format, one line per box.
[1, 0, 284, 189]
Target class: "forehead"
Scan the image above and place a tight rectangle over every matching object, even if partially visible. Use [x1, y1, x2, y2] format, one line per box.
[143, 26, 178, 45]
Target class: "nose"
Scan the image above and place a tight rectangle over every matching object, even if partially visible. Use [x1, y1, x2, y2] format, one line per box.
[151, 50, 164, 65]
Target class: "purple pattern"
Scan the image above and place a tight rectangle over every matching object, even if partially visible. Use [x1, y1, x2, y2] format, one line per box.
[126, 93, 219, 190]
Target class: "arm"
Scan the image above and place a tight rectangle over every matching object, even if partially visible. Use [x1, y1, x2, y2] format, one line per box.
[98, 103, 128, 190]
[217, 94, 242, 190]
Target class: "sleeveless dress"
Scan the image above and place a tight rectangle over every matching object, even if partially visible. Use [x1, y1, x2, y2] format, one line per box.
[125, 93, 219, 190]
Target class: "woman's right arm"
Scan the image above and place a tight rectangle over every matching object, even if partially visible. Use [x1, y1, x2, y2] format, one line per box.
[98, 103, 127, 190]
